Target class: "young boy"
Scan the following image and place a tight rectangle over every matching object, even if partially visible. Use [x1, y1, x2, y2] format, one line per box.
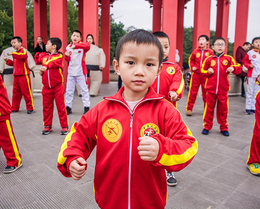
[37, 37, 69, 135]
[3, 36, 35, 114]
[186, 35, 213, 116]
[64, 30, 91, 115]
[243, 37, 260, 115]
[247, 74, 260, 176]
[0, 75, 22, 174]
[201, 37, 241, 136]
[57, 29, 198, 209]
[152, 31, 184, 187]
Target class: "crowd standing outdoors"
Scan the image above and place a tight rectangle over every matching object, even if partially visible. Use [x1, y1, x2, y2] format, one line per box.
[0, 27, 259, 208]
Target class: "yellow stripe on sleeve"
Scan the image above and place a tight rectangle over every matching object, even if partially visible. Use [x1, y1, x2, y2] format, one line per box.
[12, 49, 26, 56]
[44, 53, 63, 65]
[57, 124, 76, 165]
[176, 78, 185, 95]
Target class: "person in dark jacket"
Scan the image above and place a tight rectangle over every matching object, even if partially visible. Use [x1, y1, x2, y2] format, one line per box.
[34, 36, 46, 64]
[235, 42, 251, 97]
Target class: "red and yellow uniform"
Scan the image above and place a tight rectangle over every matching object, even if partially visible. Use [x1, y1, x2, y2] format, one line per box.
[247, 76, 260, 165]
[186, 48, 213, 111]
[5, 47, 34, 111]
[151, 61, 184, 107]
[38, 52, 68, 128]
[201, 53, 241, 131]
[0, 75, 22, 167]
[57, 87, 198, 209]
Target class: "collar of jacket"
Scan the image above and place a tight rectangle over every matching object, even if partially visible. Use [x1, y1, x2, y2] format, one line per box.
[253, 48, 260, 53]
[213, 52, 224, 58]
[104, 87, 164, 104]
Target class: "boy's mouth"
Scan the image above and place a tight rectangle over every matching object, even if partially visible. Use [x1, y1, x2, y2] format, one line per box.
[133, 80, 145, 84]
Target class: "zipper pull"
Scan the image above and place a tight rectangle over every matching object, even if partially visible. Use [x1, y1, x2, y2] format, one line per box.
[130, 113, 134, 128]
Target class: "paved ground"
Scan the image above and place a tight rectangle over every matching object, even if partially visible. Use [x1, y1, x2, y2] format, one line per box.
[0, 81, 260, 209]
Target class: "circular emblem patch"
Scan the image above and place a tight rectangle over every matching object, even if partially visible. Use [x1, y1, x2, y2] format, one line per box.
[252, 55, 257, 59]
[102, 119, 122, 143]
[223, 60, 228, 65]
[196, 53, 200, 58]
[166, 67, 175, 75]
[210, 60, 216, 67]
[42, 58, 47, 64]
[205, 52, 209, 56]
[140, 123, 160, 137]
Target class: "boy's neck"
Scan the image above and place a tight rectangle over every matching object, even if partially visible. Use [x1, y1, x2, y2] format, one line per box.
[16, 46, 22, 51]
[200, 46, 207, 50]
[214, 51, 224, 57]
[49, 50, 57, 54]
[122, 89, 148, 102]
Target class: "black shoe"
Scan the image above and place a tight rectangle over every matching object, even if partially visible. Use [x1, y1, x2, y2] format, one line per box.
[84, 107, 90, 114]
[202, 129, 209, 135]
[4, 163, 23, 174]
[12, 110, 18, 113]
[166, 172, 177, 186]
[79, 94, 82, 97]
[241, 94, 245, 98]
[27, 110, 35, 114]
[66, 106, 72, 115]
[221, 130, 229, 136]
[90, 95, 96, 97]
[61, 127, 69, 135]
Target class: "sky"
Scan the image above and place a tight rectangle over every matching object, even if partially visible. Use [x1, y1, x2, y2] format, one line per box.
[110, 0, 260, 43]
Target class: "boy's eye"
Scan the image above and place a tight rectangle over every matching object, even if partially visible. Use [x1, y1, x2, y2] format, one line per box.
[147, 63, 154, 67]
[127, 61, 134, 65]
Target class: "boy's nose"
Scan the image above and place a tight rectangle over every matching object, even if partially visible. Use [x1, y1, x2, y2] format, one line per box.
[134, 65, 145, 76]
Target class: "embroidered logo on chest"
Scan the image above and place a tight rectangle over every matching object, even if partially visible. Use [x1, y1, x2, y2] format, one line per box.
[42, 58, 47, 64]
[210, 60, 216, 67]
[140, 123, 160, 137]
[223, 60, 228, 65]
[196, 53, 200, 58]
[102, 119, 122, 143]
[166, 67, 175, 75]
[205, 52, 209, 56]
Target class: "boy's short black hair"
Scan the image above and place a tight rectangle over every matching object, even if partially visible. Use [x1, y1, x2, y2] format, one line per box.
[11, 36, 22, 43]
[243, 42, 251, 46]
[198, 35, 209, 41]
[252, 37, 260, 44]
[115, 29, 164, 66]
[72, 30, 82, 37]
[152, 31, 170, 44]
[48, 37, 62, 51]
[212, 37, 226, 45]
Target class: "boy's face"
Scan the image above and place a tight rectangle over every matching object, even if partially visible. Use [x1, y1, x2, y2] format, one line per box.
[198, 37, 208, 49]
[11, 39, 22, 50]
[157, 37, 170, 59]
[113, 42, 162, 99]
[212, 39, 226, 54]
[252, 39, 260, 50]
[71, 32, 81, 44]
[45, 40, 55, 53]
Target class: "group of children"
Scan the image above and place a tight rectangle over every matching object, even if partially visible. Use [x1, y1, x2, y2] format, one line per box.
[1, 29, 259, 208]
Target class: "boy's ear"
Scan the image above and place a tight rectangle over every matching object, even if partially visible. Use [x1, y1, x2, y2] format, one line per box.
[157, 64, 163, 76]
[113, 59, 120, 75]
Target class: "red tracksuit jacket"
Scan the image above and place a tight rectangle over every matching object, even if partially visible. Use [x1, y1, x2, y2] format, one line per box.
[151, 61, 184, 107]
[0, 76, 12, 121]
[188, 48, 213, 73]
[38, 52, 64, 88]
[6, 47, 30, 76]
[57, 87, 198, 209]
[201, 53, 242, 94]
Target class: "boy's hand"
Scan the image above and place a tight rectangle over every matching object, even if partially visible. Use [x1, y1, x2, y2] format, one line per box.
[69, 157, 87, 180]
[257, 75, 260, 82]
[138, 136, 159, 161]
[3, 57, 8, 61]
[40, 66, 47, 72]
[192, 66, 197, 71]
[250, 64, 254, 68]
[226, 67, 234, 73]
[169, 91, 178, 102]
[208, 68, 214, 74]
[7, 52, 12, 56]
[70, 45, 75, 49]
[65, 51, 70, 57]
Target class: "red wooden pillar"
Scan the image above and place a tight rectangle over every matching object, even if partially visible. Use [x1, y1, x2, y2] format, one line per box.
[12, 0, 27, 48]
[215, 0, 230, 53]
[83, 0, 99, 45]
[101, 0, 110, 83]
[78, 0, 83, 33]
[233, 0, 249, 58]
[162, 0, 178, 62]
[177, 0, 185, 67]
[49, 0, 68, 86]
[152, 0, 162, 32]
[34, 0, 48, 46]
[192, 0, 211, 51]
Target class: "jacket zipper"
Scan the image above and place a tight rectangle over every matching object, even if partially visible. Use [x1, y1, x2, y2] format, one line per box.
[157, 75, 160, 94]
[216, 57, 220, 94]
[73, 48, 76, 76]
[48, 55, 51, 88]
[200, 49, 204, 68]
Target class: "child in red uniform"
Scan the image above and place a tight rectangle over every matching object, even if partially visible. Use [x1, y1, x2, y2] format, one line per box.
[3, 36, 34, 114]
[201, 37, 241, 136]
[247, 74, 260, 176]
[57, 30, 198, 209]
[186, 35, 213, 116]
[151, 31, 184, 186]
[37, 38, 69, 135]
[0, 75, 22, 173]
[151, 31, 184, 108]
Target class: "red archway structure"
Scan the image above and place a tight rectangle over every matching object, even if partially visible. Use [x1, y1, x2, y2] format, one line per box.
[12, 0, 250, 84]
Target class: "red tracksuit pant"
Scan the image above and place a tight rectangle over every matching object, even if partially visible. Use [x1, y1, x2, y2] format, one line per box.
[42, 84, 68, 128]
[12, 75, 34, 111]
[247, 90, 260, 164]
[0, 118, 22, 167]
[203, 92, 229, 131]
[186, 72, 206, 111]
